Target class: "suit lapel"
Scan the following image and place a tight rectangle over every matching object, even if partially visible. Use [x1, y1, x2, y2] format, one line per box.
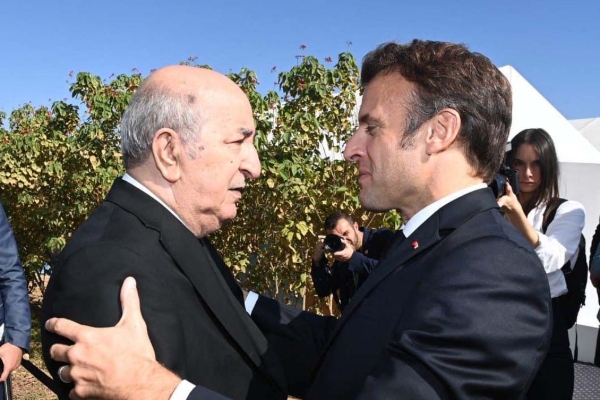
[314, 188, 499, 370]
[324, 216, 443, 348]
[160, 221, 268, 365]
[106, 179, 268, 369]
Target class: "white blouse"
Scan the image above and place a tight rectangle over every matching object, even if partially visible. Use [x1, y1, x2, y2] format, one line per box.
[527, 200, 586, 298]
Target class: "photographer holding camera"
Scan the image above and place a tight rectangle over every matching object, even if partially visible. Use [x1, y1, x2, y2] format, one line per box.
[311, 211, 394, 311]
[497, 128, 585, 400]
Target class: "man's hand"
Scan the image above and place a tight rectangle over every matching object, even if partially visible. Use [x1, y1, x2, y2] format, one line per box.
[332, 239, 355, 263]
[45, 277, 182, 399]
[0, 342, 23, 382]
[313, 235, 326, 262]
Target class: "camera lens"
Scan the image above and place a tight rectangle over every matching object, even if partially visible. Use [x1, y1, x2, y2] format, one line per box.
[323, 234, 345, 253]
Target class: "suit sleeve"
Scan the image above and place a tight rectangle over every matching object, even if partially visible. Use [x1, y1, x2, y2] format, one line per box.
[347, 252, 379, 275]
[0, 203, 31, 351]
[185, 385, 232, 400]
[347, 228, 395, 276]
[354, 236, 551, 399]
[591, 221, 600, 267]
[251, 295, 338, 398]
[42, 245, 173, 398]
[591, 240, 600, 279]
[310, 258, 334, 297]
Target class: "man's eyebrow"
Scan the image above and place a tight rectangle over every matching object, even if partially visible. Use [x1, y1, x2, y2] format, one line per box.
[239, 128, 255, 137]
[358, 113, 381, 125]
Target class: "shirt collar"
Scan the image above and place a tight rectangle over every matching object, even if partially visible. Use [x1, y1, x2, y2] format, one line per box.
[121, 173, 190, 229]
[402, 183, 488, 238]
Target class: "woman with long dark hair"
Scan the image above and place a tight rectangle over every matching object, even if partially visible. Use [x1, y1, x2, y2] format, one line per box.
[498, 128, 585, 399]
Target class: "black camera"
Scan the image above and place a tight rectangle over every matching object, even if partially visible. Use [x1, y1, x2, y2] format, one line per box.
[323, 234, 346, 253]
[489, 165, 520, 198]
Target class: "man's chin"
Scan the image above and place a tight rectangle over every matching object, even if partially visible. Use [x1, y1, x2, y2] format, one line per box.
[359, 194, 390, 213]
[219, 208, 238, 226]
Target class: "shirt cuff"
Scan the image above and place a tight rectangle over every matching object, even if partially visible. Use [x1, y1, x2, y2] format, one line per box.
[245, 291, 259, 315]
[170, 380, 195, 400]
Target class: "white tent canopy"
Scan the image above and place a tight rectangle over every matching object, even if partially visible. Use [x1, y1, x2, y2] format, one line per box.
[571, 117, 600, 152]
[500, 66, 600, 163]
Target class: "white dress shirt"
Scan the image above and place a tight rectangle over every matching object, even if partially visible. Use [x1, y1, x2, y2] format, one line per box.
[401, 183, 488, 237]
[527, 200, 585, 298]
[121, 174, 190, 230]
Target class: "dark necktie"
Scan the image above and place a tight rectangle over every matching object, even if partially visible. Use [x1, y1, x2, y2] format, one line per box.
[378, 230, 406, 265]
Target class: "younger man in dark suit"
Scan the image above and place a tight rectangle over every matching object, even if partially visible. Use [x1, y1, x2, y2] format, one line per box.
[47, 40, 553, 400]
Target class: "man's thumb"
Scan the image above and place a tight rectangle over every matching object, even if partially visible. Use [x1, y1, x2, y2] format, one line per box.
[119, 277, 143, 325]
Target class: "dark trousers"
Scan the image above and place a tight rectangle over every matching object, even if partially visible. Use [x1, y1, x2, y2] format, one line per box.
[0, 377, 12, 400]
[527, 296, 574, 400]
[596, 330, 600, 367]
[595, 288, 600, 368]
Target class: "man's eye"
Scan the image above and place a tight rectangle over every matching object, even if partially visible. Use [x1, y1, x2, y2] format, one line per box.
[365, 126, 377, 135]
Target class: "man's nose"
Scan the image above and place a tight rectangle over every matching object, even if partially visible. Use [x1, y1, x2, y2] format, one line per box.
[243, 146, 262, 179]
[343, 130, 362, 162]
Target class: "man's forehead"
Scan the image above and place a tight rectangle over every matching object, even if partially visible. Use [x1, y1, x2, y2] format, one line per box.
[335, 219, 353, 230]
[359, 75, 414, 119]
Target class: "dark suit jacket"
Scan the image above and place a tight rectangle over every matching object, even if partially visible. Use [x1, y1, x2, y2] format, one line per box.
[252, 188, 553, 400]
[0, 202, 31, 351]
[311, 227, 394, 310]
[41, 179, 286, 400]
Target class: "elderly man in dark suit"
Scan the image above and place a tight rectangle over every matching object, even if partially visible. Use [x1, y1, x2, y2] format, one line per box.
[47, 40, 552, 400]
[41, 66, 286, 400]
[0, 202, 31, 399]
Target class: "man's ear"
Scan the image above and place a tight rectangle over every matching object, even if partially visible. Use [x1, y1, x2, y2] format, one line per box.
[152, 128, 182, 183]
[425, 109, 461, 155]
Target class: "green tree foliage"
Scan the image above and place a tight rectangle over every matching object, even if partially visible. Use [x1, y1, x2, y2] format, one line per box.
[216, 53, 401, 309]
[0, 53, 400, 310]
[0, 72, 141, 290]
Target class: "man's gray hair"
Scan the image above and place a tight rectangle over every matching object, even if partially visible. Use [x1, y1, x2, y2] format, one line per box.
[119, 80, 202, 169]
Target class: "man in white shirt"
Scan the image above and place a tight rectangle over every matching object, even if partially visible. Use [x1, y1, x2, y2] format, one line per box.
[46, 40, 553, 400]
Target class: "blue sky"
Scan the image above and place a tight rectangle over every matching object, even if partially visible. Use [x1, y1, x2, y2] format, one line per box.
[2, 0, 599, 120]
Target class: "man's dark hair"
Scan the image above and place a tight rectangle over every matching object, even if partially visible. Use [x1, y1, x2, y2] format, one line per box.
[361, 39, 512, 183]
[325, 211, 354, 231]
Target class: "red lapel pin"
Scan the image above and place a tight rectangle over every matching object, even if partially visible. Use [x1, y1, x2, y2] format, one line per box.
[412, 241, 419, 249]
